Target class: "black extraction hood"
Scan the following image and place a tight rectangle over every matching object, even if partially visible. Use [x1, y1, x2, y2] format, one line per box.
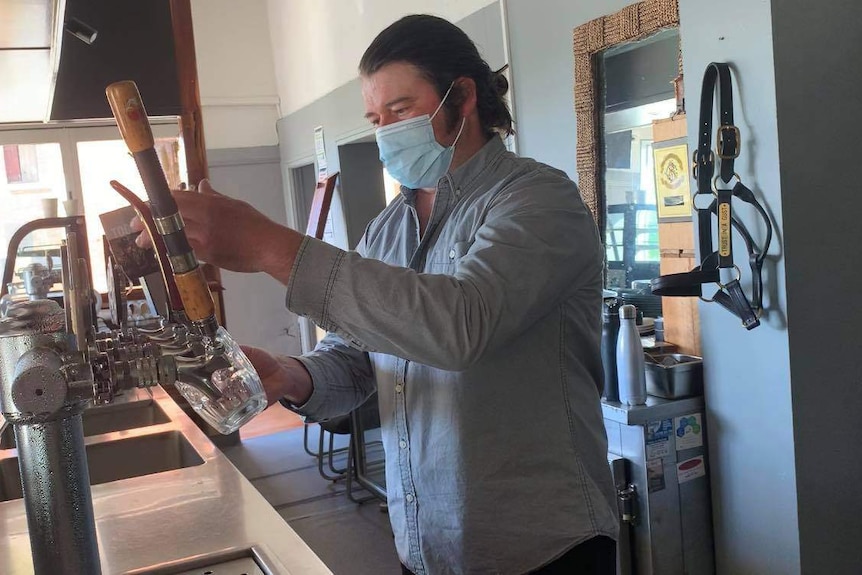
[50, 0, 181, 121]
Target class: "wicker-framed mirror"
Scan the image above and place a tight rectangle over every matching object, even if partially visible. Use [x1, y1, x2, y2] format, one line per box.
[572, 0, 680, 235]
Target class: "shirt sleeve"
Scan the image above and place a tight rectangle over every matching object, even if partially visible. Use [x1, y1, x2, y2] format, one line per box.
[284, 167, 603, 371]
[281, 331, 376, 422]
[280, 225, 378, 422]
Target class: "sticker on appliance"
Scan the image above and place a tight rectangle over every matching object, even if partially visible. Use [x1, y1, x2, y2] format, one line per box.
[645, 418, 673, 460]
[674, 413, 703, 451]
[647, 458, 666, 492]
[677, 456, 706, 484]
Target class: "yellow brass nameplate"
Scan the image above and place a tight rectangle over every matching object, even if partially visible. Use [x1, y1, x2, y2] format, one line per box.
[718, 203, 731, 257]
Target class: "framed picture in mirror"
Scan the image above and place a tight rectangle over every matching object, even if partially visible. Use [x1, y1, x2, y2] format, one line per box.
[653, 138, 692, 221]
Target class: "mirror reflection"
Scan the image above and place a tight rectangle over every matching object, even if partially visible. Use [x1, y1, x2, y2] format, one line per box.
[599, 28, 679, 314]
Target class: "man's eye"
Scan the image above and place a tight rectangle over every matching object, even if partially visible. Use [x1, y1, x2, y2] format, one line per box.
[393, 108, 408, 115]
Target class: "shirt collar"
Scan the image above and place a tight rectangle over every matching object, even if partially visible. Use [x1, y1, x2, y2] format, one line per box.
[449, 135, 507, 193]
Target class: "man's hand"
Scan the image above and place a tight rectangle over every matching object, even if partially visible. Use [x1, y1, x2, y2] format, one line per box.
[241, 345, 314, 407]
[130, 179, 303, 285]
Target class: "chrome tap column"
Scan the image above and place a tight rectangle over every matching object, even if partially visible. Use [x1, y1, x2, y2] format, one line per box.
[0, 304, 100, 575]
[0, 210, 263, 573]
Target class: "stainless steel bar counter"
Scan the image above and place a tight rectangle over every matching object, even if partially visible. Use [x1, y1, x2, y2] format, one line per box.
[0, 386, 333, 575]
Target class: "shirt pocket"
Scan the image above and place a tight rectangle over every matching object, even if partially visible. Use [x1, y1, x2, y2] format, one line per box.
[427, 240, 472, 275]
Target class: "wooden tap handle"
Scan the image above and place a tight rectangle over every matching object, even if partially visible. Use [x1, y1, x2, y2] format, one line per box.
[106, 80, 217, 327]
[106, 80, 177, 216]
[106, 81, 155, 153]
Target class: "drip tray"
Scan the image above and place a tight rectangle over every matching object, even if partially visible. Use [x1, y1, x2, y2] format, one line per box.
[124, 548, 279, 575]
[173, 558, 264, 575]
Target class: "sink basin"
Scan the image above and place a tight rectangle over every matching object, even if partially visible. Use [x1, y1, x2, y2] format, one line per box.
[0, 430, 204, 501]
[0, 398, 170, 449]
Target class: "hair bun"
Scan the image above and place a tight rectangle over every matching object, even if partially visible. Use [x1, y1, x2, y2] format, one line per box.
[492, 71, 509, 97]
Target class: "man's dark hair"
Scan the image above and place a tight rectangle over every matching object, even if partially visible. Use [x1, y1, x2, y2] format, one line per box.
[359, 14, 514, 137]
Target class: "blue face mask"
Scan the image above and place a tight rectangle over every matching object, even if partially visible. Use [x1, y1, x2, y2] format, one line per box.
[375, 82, 466, 189]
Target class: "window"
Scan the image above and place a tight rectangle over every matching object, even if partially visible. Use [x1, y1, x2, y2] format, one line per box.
[605, 203, 660, 290]
[78, 138, 183, 293]
[382, 167, 401, 205]
[0, 122, 184, 297]
[4, 144, 41, 184]
[0, 142, 67, 292]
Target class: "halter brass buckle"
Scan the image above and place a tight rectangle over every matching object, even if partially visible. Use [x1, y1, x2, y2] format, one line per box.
[717, 125, 741, 159]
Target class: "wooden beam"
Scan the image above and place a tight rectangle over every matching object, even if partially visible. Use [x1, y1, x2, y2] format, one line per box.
[169, 0, 207, 186]
[653, 114, 701, 357]
[169, 0, 225, 325]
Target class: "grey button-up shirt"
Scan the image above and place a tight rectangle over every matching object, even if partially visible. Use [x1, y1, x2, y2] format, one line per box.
[285, 136, 618, 574]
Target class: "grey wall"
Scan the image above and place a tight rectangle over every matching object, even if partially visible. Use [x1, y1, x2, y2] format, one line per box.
[276, 76, 364, 251]
[677, 1, 797, 573]
[506, 0, 631, 180]
[771, 1, 862, 573]
[207, 146, 302, 357]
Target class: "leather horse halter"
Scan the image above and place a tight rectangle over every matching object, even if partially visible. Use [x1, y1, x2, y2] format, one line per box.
[650, 62, 773, 330]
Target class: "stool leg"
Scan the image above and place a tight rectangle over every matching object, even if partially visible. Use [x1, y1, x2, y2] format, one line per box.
[317, 428, 341, 481]
[327, 431, 348, 476]
[303, 423, 320, 457]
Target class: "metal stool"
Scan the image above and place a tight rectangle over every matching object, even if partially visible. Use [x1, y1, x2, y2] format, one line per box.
[301, 394, 386, 504]
[306, 415, 352, 481]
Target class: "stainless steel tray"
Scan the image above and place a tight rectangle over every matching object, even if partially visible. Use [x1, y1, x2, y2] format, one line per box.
[645, 353, 703, 399]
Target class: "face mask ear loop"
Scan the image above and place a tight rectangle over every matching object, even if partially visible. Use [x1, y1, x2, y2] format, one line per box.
[431, 81, 465, 149]
[451, 117, 466, 148]
[430, 81, 456, 121]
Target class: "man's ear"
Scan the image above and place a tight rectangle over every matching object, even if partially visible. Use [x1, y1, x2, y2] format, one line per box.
[455, 77, 478, 118]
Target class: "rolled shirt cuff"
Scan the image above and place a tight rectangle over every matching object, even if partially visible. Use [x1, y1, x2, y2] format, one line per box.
[284, 235, 345, 333]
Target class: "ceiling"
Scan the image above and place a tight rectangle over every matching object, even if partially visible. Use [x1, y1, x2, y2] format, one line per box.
[0, 0, 182, 125]
[0, 0, 56, 123]
[50, 0, 180, 121]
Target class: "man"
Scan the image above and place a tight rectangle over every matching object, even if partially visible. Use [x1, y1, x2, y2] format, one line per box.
[137, 14, 618, 575]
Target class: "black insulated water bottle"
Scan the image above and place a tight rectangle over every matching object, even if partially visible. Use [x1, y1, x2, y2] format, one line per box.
[601, 298, 621, 402]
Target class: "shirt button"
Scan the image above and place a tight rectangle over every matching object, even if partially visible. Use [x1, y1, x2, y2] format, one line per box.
[399, 440, 407, 449]
[449, 249, 456, 259]
[395, 384, 403, 393]
[406, 493, 414, 503]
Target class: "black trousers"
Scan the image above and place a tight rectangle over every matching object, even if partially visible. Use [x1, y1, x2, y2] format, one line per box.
[400, 535, 616, 575]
